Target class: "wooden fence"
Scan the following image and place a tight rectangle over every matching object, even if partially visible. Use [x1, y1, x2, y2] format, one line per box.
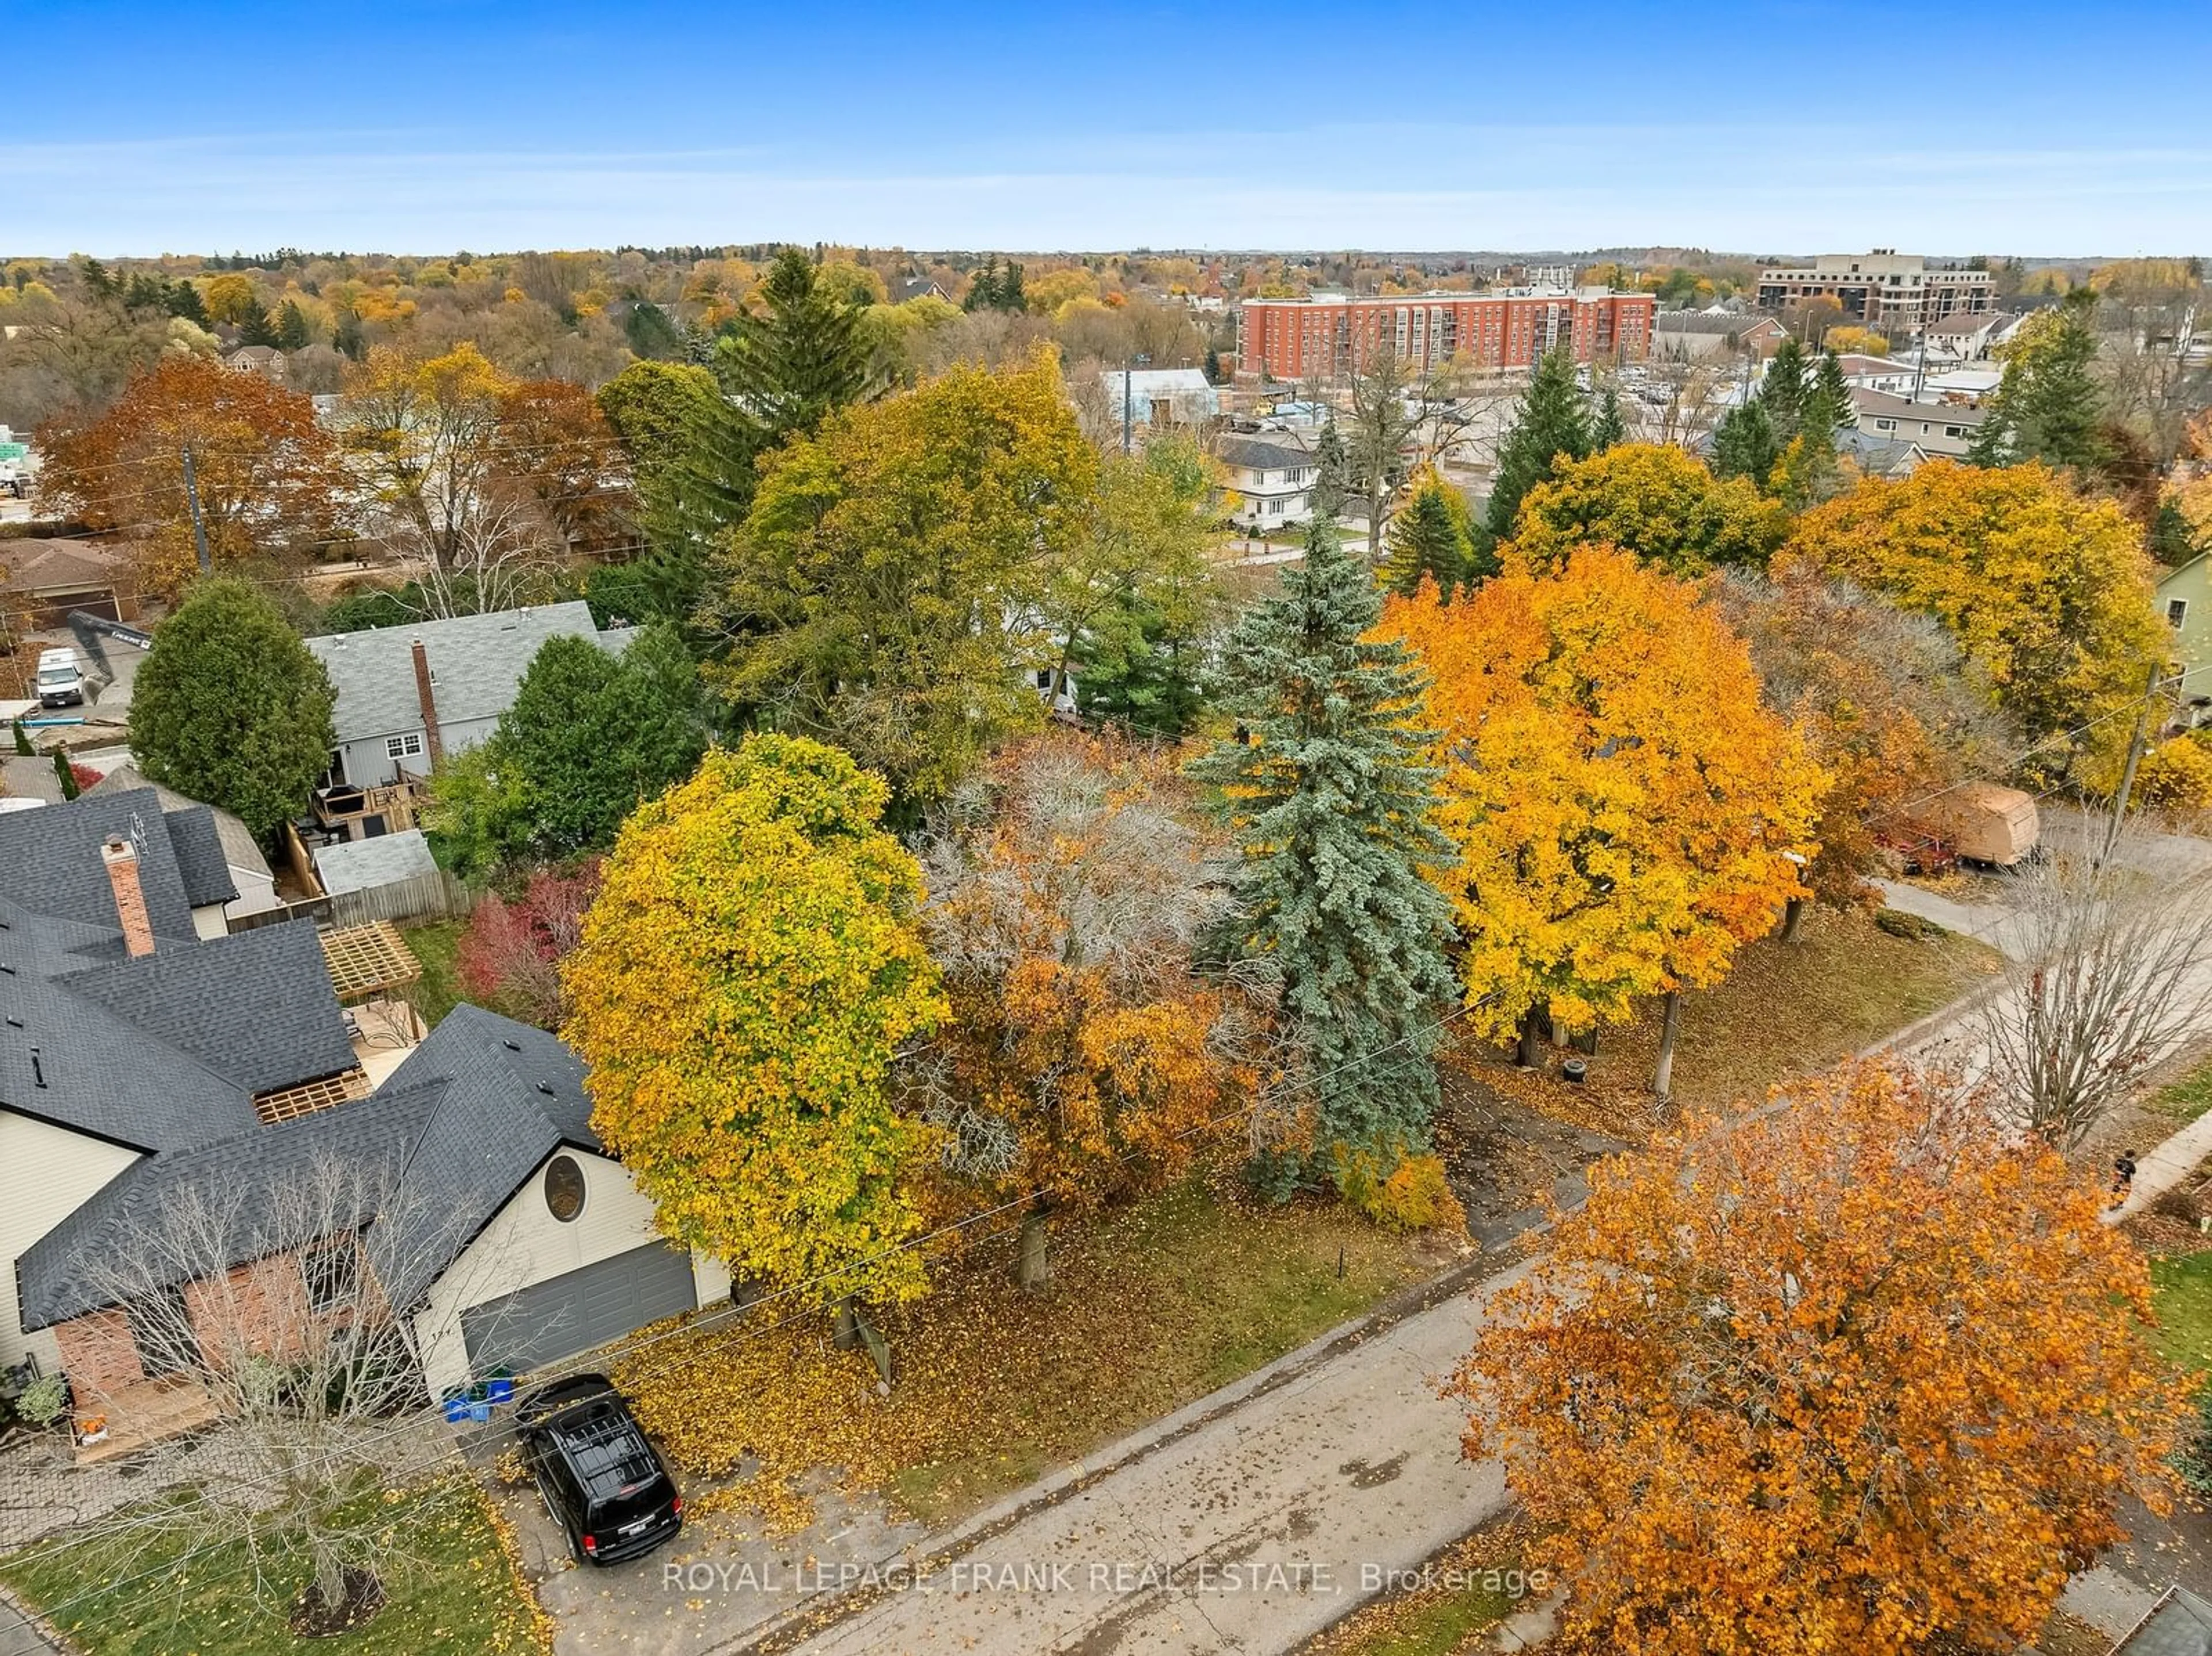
[232, 868, 476, 933]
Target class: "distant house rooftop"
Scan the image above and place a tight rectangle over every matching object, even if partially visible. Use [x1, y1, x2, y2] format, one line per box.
[304, 602, 629, 746]
[1217, 433, 1316, 471]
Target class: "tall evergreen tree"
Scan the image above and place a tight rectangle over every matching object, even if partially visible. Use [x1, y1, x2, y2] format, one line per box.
[1311, 418, 1350, 522]
[1187, 520, 1458, 1190]
[1482, 346, 1595, 545]
[274, 300, 313, 351]
[713, 246, 877, 446]
[1812, 349, 1852, 431]
[1971, 290, 2108, 472]
[237, 300, 279, 348]
[1072, 597, 1206, 736]
[1383, 472, 1474, 600]
[963, 256, 1002, 313]
[1592, 386, 1626, 452]
[1713, 401, 1782, 486]
[1758, 337, 1810, 444]
[165, 280, 209, 327]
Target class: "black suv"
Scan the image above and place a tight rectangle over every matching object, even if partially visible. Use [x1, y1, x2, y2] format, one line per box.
[515, 1373, 683, 1565]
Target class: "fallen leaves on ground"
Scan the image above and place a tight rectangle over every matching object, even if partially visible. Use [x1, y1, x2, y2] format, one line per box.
[613, 1181, 1443, 1534]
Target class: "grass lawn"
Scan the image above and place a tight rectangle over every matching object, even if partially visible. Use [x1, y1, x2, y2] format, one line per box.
[1462, 906, 2002, 1143]
[2152, 1249, 2212, 1374]
[1304, 1519, 1535, 1656]
[399, 919, 467, 1028]
[618, 1181, 1452, 1533]
[2149, 1049, 2212, 1125]
[0, 1480, 546, 1656]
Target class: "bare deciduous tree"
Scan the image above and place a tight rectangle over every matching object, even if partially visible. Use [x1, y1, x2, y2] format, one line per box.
[1977, 851, 2212, 1148]
[60, 1150, 495, 1628]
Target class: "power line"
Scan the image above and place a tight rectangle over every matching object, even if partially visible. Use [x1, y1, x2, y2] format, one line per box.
[0, 995, 1476, 1656]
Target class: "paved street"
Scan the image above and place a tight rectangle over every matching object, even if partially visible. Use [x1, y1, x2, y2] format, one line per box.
[743, 1264, 1527, 1656]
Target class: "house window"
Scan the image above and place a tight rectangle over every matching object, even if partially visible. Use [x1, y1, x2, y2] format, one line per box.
[2169, 599, 2190, 629]
[385, 733, 424, 760]
[544, 1154, 587, 1223]
[1945, 426, 1964, 439]
[303, 1240, 361, 1313]
[1874, 418, 1896, 431]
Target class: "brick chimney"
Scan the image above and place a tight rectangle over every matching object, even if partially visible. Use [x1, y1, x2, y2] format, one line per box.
[408, 639, 445, 770]
[101, 837, 155, 958]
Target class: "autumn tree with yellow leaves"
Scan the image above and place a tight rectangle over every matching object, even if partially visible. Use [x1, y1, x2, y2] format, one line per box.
[709, 351, 1098, 809]
[1503, 442, 1787, 578]
[1379, 547, 1823, 1090]
[915, 733, 1241, 1282]
[562, 736, 946, 1308]
[1782, 459, 2164, 747]
[1451, 1058, 2188, 1656]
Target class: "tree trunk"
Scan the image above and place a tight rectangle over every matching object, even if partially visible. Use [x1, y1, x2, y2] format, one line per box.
[1516, 1009, 1544, 1070]
[831, 1295, 859, 1351]
[1653, 991, 1683, 1100]
[1780, 897, 1807, 944]
[1017, 1210, 1050, 1290]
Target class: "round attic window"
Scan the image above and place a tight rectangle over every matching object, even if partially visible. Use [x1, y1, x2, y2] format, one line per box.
[544, 1155, 586, 1223]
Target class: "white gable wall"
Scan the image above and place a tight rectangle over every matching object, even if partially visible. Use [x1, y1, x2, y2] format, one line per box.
[0, 1111, 142, 1372]
[411, 1146, 729, 1397]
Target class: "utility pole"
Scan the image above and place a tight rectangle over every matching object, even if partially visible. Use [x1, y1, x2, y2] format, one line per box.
[180, 444, 211, 575]
[2104, 664, 2168, 861]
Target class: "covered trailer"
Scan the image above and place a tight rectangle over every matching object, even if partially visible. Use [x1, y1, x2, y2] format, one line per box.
[1900, 782, 2040, 868]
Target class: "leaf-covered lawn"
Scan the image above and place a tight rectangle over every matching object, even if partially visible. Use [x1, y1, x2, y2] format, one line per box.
[0, 1479, 547, 1656]
[1304, 1518, 1536, 1656]
[2150, 1049, 2212, 1125]
[618, 1180, 1449, 1532]
[1461, 905, 2001, 1143]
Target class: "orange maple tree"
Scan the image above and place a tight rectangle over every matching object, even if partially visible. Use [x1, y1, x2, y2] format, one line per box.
[914, 733, 1243, 1256]
[1451, 1058, 2188, 1656]
[1378, 546, 1823, 1073]
[35, 353, 346, 595]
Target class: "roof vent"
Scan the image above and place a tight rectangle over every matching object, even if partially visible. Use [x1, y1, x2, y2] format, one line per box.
[502, 1040, 521, 1052]
[3, 1015, 21, 1028]
[30, 1047, 46, 1089]
[535, 1082, 555, 1097]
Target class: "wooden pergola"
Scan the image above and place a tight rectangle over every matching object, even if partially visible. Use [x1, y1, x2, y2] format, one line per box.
[320, 920, 424, 1013]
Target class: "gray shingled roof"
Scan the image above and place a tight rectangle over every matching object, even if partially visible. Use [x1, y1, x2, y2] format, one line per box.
[16, 1003, 602, 1329]
[1655, 312, 1778, 335]
[1217, 434, 1316, 470]
[313, 829, 440, 896]
[304, 603, 620, 745]
[163, 807, 239, 908]
[88, 766, 272, 890]
[57, 923, 355, 1098]
[0, 787, 200, 941]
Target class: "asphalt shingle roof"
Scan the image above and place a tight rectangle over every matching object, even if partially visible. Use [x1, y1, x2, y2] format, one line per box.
[304, 603, 623, 745]
[1217, 434, 1316, 470]
[57, 922, 355, 1097]
[15, 1003, 602, 1329]
[87, 766, 273, 890]
[313, 829, 439, 896]
[0, 787, 200, 941]
[162, 806, 239, 908]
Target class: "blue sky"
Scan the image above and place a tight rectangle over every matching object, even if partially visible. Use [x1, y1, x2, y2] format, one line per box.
[8, 0, 2209, 257]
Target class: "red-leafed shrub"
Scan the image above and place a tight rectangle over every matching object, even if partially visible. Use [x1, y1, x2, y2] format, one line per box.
[456, 859, 602, 1028]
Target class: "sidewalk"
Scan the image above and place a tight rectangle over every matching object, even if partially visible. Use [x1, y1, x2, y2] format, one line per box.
[746, 1259, 1529, 1655]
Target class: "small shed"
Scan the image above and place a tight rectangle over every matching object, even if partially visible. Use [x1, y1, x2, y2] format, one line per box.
[1902, 782, 2040, 867]
[313, 827, 440, 897]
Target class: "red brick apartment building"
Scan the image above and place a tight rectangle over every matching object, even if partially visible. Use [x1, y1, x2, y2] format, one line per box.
[1236, 287, 1655, 382]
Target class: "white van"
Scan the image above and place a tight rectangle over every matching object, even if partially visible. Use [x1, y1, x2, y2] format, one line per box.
[35, 649, 85, 708]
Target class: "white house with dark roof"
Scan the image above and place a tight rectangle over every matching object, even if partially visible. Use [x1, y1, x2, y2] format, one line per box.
[1217, 431, 1320, 530]
[0, 790, 724, 1442]
[303, 602, 633, 795]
